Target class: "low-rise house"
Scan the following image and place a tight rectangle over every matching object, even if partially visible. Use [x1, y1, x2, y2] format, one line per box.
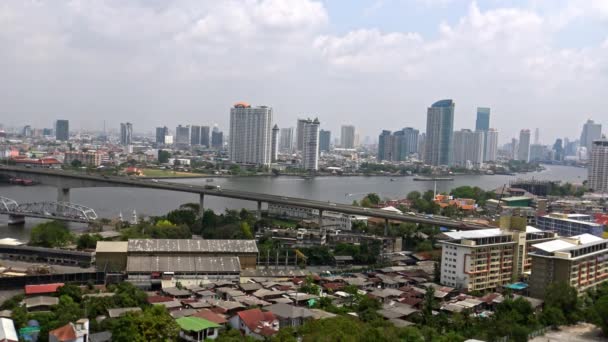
[176, 317, 221, 341]
[89, 331, 112, 342]
[369, 289, 404, 303]
[0, 318, 17, 342]
[48, 319, 89, 342]
[162, 287, 191, 299]
[309, 309, 337, 320]
[229, 308, 279, 340]
[195, 290, 218, 300]
[205, 299, 245, 315]
[376, 303, 418, 320]
[191, 309, 228, 327]
[252, 289, 285, 301]
[215, 287, 245, 301]
[158, 300, 183, 311]
[263, 303, 314, 328]
[107, 307, 142, 318]
[171, 309, 198, 319]
[239, 283, 263, 293]
[25, 283, 64, 296]
[184, 301, 212, 310]
[22, 296, 59, 312]
[233, 296, 271, 307]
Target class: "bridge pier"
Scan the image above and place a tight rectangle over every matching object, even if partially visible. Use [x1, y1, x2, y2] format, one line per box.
[257, 201, 262, 220]
[199, 193, 205, 217]
[318, 209, 323, 229]
[384, 218, 389, 236]
[8, 214, 25, 225]
[57, 188, 70, 203]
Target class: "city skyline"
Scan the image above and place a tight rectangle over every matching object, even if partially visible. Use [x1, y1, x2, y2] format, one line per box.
[0, 1, 607, 141]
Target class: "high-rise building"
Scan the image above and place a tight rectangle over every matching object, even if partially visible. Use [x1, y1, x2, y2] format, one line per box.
[201, 126, 210, 147]
[271, 124, 279, 162]
[529, 144, 548, 162]
[229, 102, 273, 166]
[424, 99, 455, 166]
[190, 125, 201, 145]
[534, 128, 540, 145]
[155, 126, 168, 144]
[55, 120, 69, 141]
[553, 139, 564, 161]
[340, 125, 356, 149]
[279, 128, 294, 152]
[581, 119, 602, 153]
[211, 126, 223, 149]
[417, 133, 426, 160]
[175, 125, 190, 145]
[296, 119, 308, 152]
[517, 129, 531, 162]
[120, 122, 133, 145]
[475, 107, 490, 131]
[485, 128, 499, 162]
[377, 130, 393, 162]
[319, 130, 331, 152]
[399, 127, 419, 159]
[452, 129, 484, 168]
[302, 118, 320, 171]
[589, 140, 608, 193]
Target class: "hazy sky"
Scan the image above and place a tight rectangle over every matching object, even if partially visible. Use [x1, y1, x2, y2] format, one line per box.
[0, 0, 606, 143]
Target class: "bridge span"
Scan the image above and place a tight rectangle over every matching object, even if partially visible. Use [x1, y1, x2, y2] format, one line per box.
[0, 165, 493, 232]
[0, 196, 98, 224]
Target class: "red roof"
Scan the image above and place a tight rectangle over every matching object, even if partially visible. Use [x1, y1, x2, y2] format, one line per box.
[13, 157, 61, 165]
[322, 282, 345, 291]
[49, 323, 77, 341]
[25, 283, 64, 295]
[147, 295, 174, 304]
[236, 308, 278, 337]
[191, 309, 227, 324]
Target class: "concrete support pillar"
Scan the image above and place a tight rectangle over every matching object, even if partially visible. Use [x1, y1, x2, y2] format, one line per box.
[319, 209, 324, 229]
[384, 218, 389, 236]
[257, 201, 262, 220]
[57, 188, 70, 203]
[199, 193, 205, 217]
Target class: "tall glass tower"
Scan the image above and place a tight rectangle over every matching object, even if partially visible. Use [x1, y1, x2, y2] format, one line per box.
[424, 99, 455, 166]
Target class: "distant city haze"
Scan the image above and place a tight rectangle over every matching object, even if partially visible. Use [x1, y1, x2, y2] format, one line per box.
[0, 0, 607, 142]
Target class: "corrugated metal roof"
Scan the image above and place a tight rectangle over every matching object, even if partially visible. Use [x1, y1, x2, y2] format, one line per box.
[532, 239, 575, 252]
[126, 255, 241, 273]
[0, 318, 17, 342]
[127, 239, 258, 253]
[96, 241, 128, 253]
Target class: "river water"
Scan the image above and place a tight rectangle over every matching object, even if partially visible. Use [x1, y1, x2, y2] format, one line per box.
[0, 165, 587, 241]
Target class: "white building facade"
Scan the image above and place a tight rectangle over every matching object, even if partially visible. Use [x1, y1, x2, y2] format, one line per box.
[589, 140, 608, 193]
[229, 102, 273, 166]
[485, 128, 499, 162]
[302, 118, 320, 171]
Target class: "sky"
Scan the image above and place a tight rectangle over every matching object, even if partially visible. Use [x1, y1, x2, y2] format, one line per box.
[0, 0, 607, 144]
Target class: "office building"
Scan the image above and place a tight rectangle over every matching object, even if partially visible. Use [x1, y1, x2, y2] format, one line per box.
[155, 126, 168, 144]
[439, 216, 556, 291]
[22, 125, 32, 137]
[296, 119, 308, 152]
[120, 122, 133, 146]
[271, 124, 279, 162]
[580, 119, 602, 153]
[175, 125, 190, 145]
[529, 234, 608, 299]
[279, 128, 294, 152]
[517, 129, 531, 162]
[377, 130, 393, 162]
[424, 99, 455, 166]
[376, 128, 419, 162]
[475, 107, 490, 131]
[201, 126, 210, 147]
[553, 139, 564, 161]
[452, 129, 484, 168]
[229, 102, 273, 166]
[319, 130, 331, 152]
[485, 128, 499, 162]
[400, 127, 419, 158]
[589, 140, 608, 193]
[301, 118, 320, 171]
[211, 126, 223, 149]
[55, 120, 69, 141]
[536, 213, 604, 237]
[190, 125, 201, 145]
[529, 144, 549, 162]
[340, 125, 356, 149]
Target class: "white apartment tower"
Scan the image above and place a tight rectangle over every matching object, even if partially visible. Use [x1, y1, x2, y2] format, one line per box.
[517, 129, 531, 162]
[229, 102, 273, 166]
[589, 140, 608, 193]
[485, 128, 499, 162]
[581, 119, 602, 153]
[452, 129, 485, 168]
[280, 128, 294, 152]
[120, 122, 133, 146]
[302, 118, 320, 171]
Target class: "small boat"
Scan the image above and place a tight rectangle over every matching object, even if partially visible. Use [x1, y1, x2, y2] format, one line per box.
[390, 178, 395, 182]
[206, 178, 214, 182]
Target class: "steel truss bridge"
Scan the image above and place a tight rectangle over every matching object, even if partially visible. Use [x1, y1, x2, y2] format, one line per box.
[0, 196, 98, 223]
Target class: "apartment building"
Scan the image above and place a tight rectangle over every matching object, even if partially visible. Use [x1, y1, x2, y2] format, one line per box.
[267, 203, 367, 231]
[529, 234, 608, 298]
[536, 213, 605, 237]
[439, 216, 557, 291]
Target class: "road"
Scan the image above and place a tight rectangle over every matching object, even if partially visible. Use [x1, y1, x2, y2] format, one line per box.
[0, 165, 493, 230]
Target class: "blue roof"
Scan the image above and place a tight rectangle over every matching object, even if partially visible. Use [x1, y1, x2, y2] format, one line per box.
[432, 99, 454, 107]
[505, 282, 528, 290]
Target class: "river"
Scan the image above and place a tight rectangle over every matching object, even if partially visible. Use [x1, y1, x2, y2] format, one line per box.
[0, 165, 587, 241]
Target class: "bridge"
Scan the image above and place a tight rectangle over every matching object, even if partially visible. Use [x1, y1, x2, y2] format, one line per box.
[0, 165, 493, 232]
[0, 196, 98, 224]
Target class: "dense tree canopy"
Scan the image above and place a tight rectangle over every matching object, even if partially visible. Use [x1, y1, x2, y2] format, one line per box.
[29, 221, 73, 248]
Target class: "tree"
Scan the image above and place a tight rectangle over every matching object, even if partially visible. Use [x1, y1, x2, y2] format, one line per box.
[76, 233, 102, 250]
[407, 191, 422, 201]
[240, 222, 253, 239]
[593, 296, 608, 336]
[433, 261, 441, 283]
[540, 306, 566, 329]
[166, 209, 197, 227]
[365, 193, 381, 205]
[158, 150, 170, 164]
[29, 221, 73, 248]
[55, 295, 84, 327]
[544, 282, 580, 323]
[58, 284, 83, 303]
[70, 159, 83, 168]
[422, 287, 437, 326]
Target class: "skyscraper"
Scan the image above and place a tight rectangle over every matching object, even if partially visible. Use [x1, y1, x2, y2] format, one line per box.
[517, 129, 531, 162]
[319, 130, 331, 152]
[452, 129, 484, 168]
[201, 126, 210, 147]
[580, 119, 602, 153]
[485, 129, 499, 162]
[296, 119, 307, 152]
[553, 139, 564, 161]
[175, 125, 190, 145]
[55, 120, 69, 141]
[424, 99, 455, 166]
[271, 124, 279, 162]
[279, 128, 294, 152]
[191, 125, 201, 145]
[340, 125, 356, 149]
[156, 126, 168, 144]
[120, 122, 133, 145]
[589, 140, 608, 193]
[377, 130, 393, 162]
[302, 118, 320, 171]
[211, 126, 223, 149]
[229, 102, 273, 166]
[399, 127, 419, 159]
[475, 107, 490, 131]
